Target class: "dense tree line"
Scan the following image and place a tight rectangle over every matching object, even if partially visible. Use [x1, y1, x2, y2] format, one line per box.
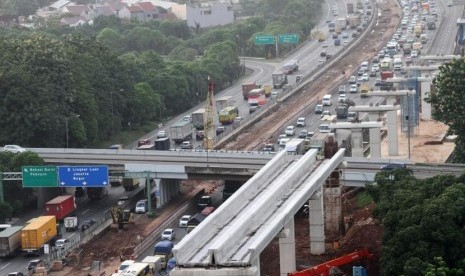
[367, 169, 465, 275]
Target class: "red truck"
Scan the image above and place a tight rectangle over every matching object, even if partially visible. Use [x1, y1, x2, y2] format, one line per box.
[242, 81, 257, 100]
[44, 195, 76, 220]
[381, 71, 394, 80]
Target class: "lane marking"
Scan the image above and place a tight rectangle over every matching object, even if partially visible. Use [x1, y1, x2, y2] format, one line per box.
[81, 208, 90, 215]
[0, 262, 10, 270]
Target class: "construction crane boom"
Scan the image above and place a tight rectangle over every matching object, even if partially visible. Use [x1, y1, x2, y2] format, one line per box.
[288, 248, 373, 276]
[203, 77, 215, 149]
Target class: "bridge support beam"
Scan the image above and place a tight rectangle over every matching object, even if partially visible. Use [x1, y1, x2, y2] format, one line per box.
[279, 218, 296, 276]
[351, 129, 364, 157]
[309, 189, 325, 254]
[324, 186, 343, 240]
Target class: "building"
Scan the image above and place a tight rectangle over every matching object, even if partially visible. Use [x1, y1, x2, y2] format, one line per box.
[186, 1, 234, 28]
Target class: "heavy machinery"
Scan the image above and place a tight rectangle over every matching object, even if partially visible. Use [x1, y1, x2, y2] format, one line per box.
[110, 206, 134, 230]
[288, 248, 372, 276]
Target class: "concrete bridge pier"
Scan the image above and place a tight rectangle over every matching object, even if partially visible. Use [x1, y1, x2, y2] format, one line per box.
[279, 218, 296, 276]
[309, 188, 325, 254]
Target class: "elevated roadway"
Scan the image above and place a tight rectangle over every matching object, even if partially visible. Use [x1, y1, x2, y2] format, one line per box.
[171, 149, 346, 275]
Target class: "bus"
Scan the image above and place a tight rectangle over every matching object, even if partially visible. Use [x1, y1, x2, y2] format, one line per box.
[120, 262, 151, 276]
[219, 106, 239, 124]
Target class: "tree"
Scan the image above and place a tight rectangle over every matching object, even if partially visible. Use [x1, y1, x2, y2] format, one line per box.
[426, 57, 465, 162]
[0, 202, 13, 223]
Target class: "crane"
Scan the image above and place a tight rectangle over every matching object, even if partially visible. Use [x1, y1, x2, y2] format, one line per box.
[203, 77, 215, 150]
[288, 248, 373, 276]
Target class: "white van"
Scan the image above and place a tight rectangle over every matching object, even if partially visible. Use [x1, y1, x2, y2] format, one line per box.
[360, 61, 369, 72]
[322, 94, 332, 106]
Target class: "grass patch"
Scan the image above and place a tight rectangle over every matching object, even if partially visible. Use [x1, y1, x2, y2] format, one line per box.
[355, 191, 373, 208]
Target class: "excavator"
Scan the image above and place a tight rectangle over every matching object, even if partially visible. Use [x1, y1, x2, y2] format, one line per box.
[288, 248, 373, 276]
[110, 206, 134, 230]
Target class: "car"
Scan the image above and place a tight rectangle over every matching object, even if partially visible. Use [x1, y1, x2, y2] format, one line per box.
[321, 110, 331, 117]
[342, 32, 349, 38]
[377, 50, 385, 59]
[137, 139, 150, 147]
[196, 130, 204, 141]
[263, 143, 275, 152]
[338, 85, 346, 94]
[179, 215, 192, 227]
[352, 32, 359, 38]
[315, 104, 324, 114]
[156, 130, 167, 138]
[338, 94, 347, 103]
[322, 41, 328, 48]
[285, 126, 295, 136]
[216, 126, 226, 135]
[374, 79, 382, 86]
[322, 94, 332, 106]
[180, 141, 193, 149]
[183, 115, 191, 121]
[357, 68, 365, 76]
[348, 76, 357, 84]
[361, 73, 369, 81]
[320, 50, 327, 57]
[343, 39, 349, 45]
[197, 195, 212, 208]
[349, 84, 358, 93]
[372, 64, 379, 71]
[55, 238, 69, 249]
[135, 199, 148, 214]
[8, 273, 24, 276]
[318, 59, 324, 66]
[108, 144, 123, 149]
[447, 1, 453, 6]
[298, 129, 308, 138]
[405, 57, 412, 65]
[296, 117, 306, 127]
[27, 259, 43, 271]
[381, 163, 407, 170]
[117, 196, 129, 207]
[411, 50, 418, 58]
[332, 33, 338, 39]
[356, 77, 363, 86]
[369, 69, 377, 77]
[118, 260, 135, 273]
[81, 219, 96, 232]
[162, 228, 176, 240]
[307, 131, 315, 139]
[2, 145, 26, 154]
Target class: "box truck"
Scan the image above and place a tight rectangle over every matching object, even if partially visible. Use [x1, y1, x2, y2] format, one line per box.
[191, 108, 205, 130]
[154, 137, 170, 150]
[21, 216, 58, 255]
[170, 120, 193, 143]
[0, 226, 23, 257]
[44, 195, 76, 220]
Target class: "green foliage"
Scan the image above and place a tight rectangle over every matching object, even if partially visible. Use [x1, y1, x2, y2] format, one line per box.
[0, 202, 13, 223]
[368, 171, 465, 275]
[354, 191, 373, 207]
[427, 57, 465, 162]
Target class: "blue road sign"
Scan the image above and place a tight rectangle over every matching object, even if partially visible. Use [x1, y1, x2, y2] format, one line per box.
[58, 165, 109, 187]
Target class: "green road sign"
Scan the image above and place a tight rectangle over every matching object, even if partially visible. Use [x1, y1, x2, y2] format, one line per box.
[22, 166, 58, 187]
[278, 33, 299, 44]
[254, 34, 275, 45]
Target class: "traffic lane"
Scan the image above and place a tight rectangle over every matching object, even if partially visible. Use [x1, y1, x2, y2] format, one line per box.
[137, 187, 225, 261]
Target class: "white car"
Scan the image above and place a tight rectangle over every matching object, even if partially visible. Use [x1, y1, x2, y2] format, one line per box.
[411, 50, 418, 58]
[285, 126, 295, 136]
[371, 64, 379, 72]
[296, 117, 306, 127]
[162, 228, 175, 240]
[322, 94, 332, 106]
[55, 239, 69, 249]
[338, 94, 347, 103]
[135, 200, 147, 214]
[179, 215, 192, 228]
[322, 42, 328, 48]
[349, 84, 358, 93]
[156, 130, 167, 138]
[361, 73, 370, 81]
[3, 145, 26, 154]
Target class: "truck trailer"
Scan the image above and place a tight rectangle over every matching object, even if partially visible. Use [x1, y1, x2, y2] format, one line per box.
[0, 226, 23, 257]
[44, 195, 76, 221]
[191, 108, 205, 130]
[153, 240, 174, 269]
[215, 96, 234, 113]
[170, 120, 193, 143]
[154, 137, 170, 151]
[242, 82, 257, 100]
[21, 216, 58, 255]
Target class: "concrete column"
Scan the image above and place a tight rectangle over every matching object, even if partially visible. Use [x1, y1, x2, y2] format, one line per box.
[324, 187, 342, 240]
[309, 189, 325, 254]
[369, 127, 381, 158]
[161, 179, 168, 207]
[279, 218, 296, 276]
[154, 179, 161, 208]
[37, 188, 47, 209]
[351, 128, 363, 157]
[253, 256, 260, 276]
[387, 110, 398, 156]
[421, 81, 432, 120]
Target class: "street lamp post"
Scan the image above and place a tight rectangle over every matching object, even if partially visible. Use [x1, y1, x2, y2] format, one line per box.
[66, 114, 80, 148]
